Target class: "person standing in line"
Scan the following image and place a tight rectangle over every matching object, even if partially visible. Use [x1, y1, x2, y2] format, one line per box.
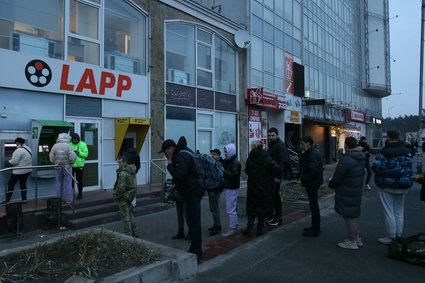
[266, 127, 290, 226]
[243, 140, 282, 236]
[358, 136, 372, 191]
[372, 129, 413, 245]
[328, 137, 365, 250]
[299, 136, 323, 237]
[113, 155, 138, 237]
[207, 148, 224, 236]
[221, 144, 241, 237]
[123, 140, 141, 208]
[2, 137, 32, 204]
[162, 136, 204, 262]
[70, 133, 89, 200]
[50, 133, 76, 204]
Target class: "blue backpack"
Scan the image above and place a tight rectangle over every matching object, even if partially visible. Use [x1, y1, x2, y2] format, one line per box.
[181, 150, 224, 191]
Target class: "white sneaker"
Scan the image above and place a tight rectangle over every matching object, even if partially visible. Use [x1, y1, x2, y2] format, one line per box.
[222, 229, 237, 237]
[364, 184, 372, 191]
[337, 240, 359, 250]
[377, 237, 393, 245]
[344, 238, 363, 247]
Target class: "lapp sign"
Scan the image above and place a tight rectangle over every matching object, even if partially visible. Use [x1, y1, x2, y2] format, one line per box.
[0, 48, 148, 103]
[60, 64, 131, 97]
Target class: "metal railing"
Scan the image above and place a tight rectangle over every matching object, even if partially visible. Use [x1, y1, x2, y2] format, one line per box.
[150, 158, 168, 192]
[0, 164, 79, 222]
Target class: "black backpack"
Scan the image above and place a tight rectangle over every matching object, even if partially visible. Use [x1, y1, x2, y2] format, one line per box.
[388, 233, 425, 266]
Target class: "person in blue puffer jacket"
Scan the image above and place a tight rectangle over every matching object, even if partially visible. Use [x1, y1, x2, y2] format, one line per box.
[372, 129, 413, 245]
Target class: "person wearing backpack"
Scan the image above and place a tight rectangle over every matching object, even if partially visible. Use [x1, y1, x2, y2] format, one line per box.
[161, 136, 204, 262]
[221, 143, 241, 237]
[207, 148, 224, 236]
[372, 129, 413, 245]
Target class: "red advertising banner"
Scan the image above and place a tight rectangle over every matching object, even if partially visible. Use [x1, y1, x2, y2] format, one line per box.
[247, 88, 286, 110]
[284, 51, 294, 95]
[248, 108, 262, 148]
[346, 109, 366, 123]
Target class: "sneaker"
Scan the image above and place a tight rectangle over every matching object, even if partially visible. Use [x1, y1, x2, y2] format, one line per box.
[208, 225, 221, 232]
[222, 229, 237, 237]
[267, 218, 282, 226]
[364, 184, 372, 191]
[337, 240, 359, 250]
[266, 217, 274, 223]
[377, 237, 394, 245]
[344, 238, 363, 247]
[302, 229, 321, 237]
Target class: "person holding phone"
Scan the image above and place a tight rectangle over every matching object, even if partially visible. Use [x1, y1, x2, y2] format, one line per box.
[70, 133, 89, 200]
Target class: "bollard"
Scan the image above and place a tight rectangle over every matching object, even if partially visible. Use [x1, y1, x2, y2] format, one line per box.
[47, 197, 62, 228]
[6, 202, 23, 234]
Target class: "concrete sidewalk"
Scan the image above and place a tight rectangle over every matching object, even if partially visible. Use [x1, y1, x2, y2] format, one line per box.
[190, 183, 425, 283]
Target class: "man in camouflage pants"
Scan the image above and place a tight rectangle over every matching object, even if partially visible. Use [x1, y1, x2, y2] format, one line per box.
[113, 155, 138, 237]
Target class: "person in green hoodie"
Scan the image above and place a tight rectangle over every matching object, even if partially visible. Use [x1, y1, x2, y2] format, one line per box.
[113, 155, 138, 237]
[70, 133, 89, 200]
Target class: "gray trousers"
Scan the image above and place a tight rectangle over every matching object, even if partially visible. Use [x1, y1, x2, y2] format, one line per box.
[208, 190, 222, 227]
[378, 190, 406, 238]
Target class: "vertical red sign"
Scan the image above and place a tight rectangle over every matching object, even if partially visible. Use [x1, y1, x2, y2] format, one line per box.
[284, 51, 294, 94]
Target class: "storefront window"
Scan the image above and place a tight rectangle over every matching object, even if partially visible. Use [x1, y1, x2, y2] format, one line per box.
[104, 0, 147, 75]
[0, 0, 64, 59]
[215, 112, 237, 151]
[69, 0, 98, 39]
[166, 106, 196, 150]
[166, 24, 195, 86]
[68, 37, 99, 65]
[215, 37, 236, 94]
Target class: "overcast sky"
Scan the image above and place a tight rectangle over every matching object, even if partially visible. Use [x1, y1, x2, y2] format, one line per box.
[384, 0, 421, 118]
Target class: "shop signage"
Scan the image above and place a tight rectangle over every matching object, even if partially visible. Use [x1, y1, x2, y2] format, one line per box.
[284, 51, 294, 94]
[0, 49, 148, 103]
[346, 109, 366, 123]
[166, 83, 196, 107]
[248, 109, 262, 148]
[284, 110, 301, 124]
[247, 88, 286, 110]
[197, 89, 214, 109]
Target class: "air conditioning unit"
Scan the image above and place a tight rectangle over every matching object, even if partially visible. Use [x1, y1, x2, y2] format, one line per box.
[216, 80, 232, 93]
[105, 54, 139, 74]
[9, 32, 55, 58]
[168, 68, 189, 85]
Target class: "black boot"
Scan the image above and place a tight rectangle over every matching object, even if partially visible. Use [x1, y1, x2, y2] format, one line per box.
[242, 226, 254, 236]
[172, 230, 185, 240]
[209, 225, 222, 236]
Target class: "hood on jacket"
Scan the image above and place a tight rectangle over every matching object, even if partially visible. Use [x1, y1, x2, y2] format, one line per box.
[174, 136, 193, 157]
[225, 143, 236, 159]
[346, 146, 364, 153]
[249, 148, 269, 163]
[71, 133, 80, 143]
[57, 133, 71, 143]
[117, 164, 137, 175]
[344, 149, 366, 161]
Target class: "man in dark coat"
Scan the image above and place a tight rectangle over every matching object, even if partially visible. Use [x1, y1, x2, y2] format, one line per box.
[299, 136, 323, 236]
[358, 136, 372, 190]
[161, 136, 204, 262]
[266, 127, 290, 226]
[329, 137, 365, 250]
[244, 140, 283, 236]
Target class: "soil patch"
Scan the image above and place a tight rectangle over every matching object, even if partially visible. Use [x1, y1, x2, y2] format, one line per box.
[282, 181, 334, 201]
[0, 230, 162, 282]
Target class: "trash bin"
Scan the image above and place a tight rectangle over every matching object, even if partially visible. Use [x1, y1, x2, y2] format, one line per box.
[47, 197, 62, 225]
[6, 202, 23, 233]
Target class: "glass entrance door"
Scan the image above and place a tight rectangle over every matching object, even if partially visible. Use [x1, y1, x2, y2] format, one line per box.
[67, 118, 101, 191]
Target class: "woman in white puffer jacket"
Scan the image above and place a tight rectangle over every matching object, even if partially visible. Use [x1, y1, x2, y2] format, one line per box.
[49, 133, 76, 204]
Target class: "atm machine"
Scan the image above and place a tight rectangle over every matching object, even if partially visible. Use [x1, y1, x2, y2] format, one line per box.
[31, 120, 73, 178]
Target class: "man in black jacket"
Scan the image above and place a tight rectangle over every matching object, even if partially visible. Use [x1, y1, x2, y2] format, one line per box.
[358, 136, 372, 190]
[161, 136, 204, 262]
[266, 128, 290, 226]
[299, 136, 323, 236]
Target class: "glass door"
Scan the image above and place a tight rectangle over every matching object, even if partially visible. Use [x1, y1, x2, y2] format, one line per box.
[197, 112, 213, 154]
[67, 118, 101, 191]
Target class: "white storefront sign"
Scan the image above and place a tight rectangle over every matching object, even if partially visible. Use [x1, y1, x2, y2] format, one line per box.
[0, 49, 148, 103]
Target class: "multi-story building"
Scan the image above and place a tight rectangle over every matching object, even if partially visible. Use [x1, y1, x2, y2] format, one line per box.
[192, 0, 390, 163]
[0, 0, 247, 195]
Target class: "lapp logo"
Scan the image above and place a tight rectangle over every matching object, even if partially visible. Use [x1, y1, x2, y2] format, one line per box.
[25, 60, 52, 87]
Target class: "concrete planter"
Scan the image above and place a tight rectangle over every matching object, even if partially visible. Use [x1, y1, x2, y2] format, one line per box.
[0, 228, 197, 283]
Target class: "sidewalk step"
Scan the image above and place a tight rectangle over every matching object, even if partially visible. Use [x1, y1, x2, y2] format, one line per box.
[64, 202, 172, 230]
[62, 196, 163, 218]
